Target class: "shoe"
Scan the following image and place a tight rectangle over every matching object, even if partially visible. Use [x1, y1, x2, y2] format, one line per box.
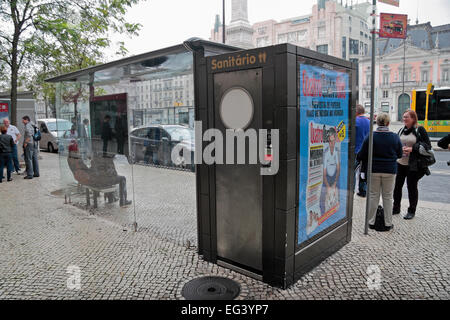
[24, 176, 33, 179]
[7, 178, 12, 182]
[357, 192, 366, 198]
[120, 200, 132, 207]
[16, 170, 21, 175]
[33, 175, 40, 177]
[392, 209, 400, 215]
[404, 212, 415, 220]
[369, 224, 375, 230]
[378, 225, 394, 232]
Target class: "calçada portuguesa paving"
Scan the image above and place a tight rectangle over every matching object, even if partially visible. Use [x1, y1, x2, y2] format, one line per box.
[0, 152, 448, 300]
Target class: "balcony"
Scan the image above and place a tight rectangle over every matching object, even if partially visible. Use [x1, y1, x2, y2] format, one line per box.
[389, 81, 419, 88]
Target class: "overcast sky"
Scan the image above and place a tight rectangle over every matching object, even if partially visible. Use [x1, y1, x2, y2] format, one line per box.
[108, 0, 450, 59]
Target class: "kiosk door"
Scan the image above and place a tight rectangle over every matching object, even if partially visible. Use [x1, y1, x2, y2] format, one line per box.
[214, 69, 263, 272]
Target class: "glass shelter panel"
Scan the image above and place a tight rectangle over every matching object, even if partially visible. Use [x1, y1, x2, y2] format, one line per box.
[55, 50, 197, 246]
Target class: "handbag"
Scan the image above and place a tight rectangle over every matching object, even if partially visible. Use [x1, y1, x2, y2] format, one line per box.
[374, 205, 386, 231]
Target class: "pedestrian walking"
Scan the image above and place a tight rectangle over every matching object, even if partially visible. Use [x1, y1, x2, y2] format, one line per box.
[22, 115, 40, 179]
[357, 113, 403, 232]
[0, 125, 15, 183]
[3, 118, 21, 174]
[355, 104, 370, 197]
[393, 110, 432, 220]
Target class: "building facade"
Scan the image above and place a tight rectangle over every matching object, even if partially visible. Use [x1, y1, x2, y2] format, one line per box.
[211, 0, 372, 65]
[359, 23, 450, 122]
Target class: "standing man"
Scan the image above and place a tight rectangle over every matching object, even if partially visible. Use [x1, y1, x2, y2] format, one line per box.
[0, 125, 15, 182]
[22, 115, 39, 179]
[355, 104, 370, 197]
[101, 115, 113, 156]
[3, 118, 21, 174]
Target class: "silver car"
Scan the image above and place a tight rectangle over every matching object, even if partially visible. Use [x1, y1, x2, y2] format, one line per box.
[129, 124, 195, 171]
[37, 119, 73, 153]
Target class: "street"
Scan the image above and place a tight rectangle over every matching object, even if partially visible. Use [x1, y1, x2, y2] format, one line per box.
[0, 151, 448, 300]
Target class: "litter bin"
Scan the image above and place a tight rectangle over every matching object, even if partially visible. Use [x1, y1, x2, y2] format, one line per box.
[194, 44, 356, 289]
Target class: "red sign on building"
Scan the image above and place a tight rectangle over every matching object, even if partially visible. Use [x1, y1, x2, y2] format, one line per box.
[379, 13, 407, 39]
[0, 102, 9, 113]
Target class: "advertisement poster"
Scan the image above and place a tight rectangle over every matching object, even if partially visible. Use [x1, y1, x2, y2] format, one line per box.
[379, 13, 407, 39]
[298, 63, 349, 245]
[0, 102, 9, 122]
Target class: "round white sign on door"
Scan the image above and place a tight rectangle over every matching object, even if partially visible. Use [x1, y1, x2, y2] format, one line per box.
[219, 87, 254, 130]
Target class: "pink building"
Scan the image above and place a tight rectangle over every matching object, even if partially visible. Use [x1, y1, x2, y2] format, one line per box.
[211, 0, 372, 64]
[359, 22, 450, 122]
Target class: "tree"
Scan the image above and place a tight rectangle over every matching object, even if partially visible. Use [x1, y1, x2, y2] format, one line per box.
[0, 0, 142, 125]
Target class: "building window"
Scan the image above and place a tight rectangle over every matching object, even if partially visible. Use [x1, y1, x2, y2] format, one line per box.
[317, 44, 328, 55]
[366, 91, 371, 99]
[383, 73, 389, 85]
[350, 39, 359, 55]
[257, 27, 267, 35]
[366, 74, 371, 86]
[383, 90, 389, 98]
[277, 33, 287, 44]
[342, 37, 347, 60]
[422, 70, 429, 83]
[318, 26, 326, 39]
[256, 36, 269, 47]
[443, 69, 449, 82]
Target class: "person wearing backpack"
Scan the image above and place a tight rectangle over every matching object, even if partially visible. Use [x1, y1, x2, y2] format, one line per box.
[357, 113, 403, 232]
[393, 110, 432, 220]
[22, 115, 40, 179]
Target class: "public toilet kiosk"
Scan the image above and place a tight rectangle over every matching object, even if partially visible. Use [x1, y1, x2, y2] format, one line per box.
[194, 43, 357, 289]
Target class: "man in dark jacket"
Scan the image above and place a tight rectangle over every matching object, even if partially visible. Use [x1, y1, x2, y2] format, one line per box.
[437, 134, 450, 150]
[0, 126, 15, 182]
[101, 115, 113, 156]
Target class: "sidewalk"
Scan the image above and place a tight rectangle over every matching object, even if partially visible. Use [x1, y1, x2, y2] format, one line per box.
[0, 152, 448, 300]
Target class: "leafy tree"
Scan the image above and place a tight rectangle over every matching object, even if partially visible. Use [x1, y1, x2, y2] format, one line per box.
[0, 0, 142, 125]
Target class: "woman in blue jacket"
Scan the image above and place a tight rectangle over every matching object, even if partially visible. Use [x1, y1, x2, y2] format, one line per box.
[358, 113, 403, 231]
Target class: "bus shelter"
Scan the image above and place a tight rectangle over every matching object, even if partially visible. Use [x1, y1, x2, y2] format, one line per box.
[45, 40, 238, 244]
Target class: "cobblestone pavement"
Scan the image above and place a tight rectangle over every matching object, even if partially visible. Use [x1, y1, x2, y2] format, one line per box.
[0, 152, 448, 300]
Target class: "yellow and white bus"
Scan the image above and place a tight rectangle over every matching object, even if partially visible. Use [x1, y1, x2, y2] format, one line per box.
[411, 84, 450, 138]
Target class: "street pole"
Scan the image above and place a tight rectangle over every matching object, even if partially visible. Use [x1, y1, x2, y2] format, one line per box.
[223, 0, 226, 44]
[364, 0, 377, 235]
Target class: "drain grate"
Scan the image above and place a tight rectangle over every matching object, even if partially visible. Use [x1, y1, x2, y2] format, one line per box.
[181, 276, 241, 300]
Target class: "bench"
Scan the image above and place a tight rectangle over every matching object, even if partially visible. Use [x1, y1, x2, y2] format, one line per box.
[84, 185, 117, 209]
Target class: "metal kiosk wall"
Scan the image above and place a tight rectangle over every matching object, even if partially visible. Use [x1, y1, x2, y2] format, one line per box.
[195, 44, 356, 289]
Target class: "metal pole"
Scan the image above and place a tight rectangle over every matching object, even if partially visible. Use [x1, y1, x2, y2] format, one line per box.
[364, 0, 377, 235]
[223, 0, 226, 44]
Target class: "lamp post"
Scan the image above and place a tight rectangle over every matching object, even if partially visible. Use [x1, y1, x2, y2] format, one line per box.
[364, 0, 377, 235]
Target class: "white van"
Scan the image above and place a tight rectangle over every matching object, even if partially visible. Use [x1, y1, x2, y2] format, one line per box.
[37, 118, 73, 153]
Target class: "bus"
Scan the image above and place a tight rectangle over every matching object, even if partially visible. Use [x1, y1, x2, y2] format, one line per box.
[411, 84, 450, 138]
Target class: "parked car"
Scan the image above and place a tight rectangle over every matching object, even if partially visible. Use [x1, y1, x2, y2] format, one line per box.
[129, 124, 195, 171]
[37, 118, 73, 153]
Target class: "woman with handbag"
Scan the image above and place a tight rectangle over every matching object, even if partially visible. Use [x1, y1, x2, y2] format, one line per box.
[393, 110, 432, 220]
